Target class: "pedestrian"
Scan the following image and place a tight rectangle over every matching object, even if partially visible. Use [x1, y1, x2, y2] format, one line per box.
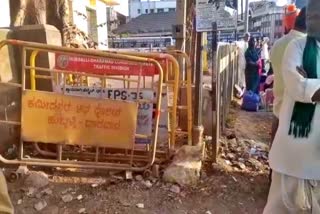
[0, 171, 13, 213]
[236, 32, 250, 93]
[270, 7, 306, 139]
[263, 1, 320, 213]
[261, 37, 270, 73]
[268, 7, 306, 183]
[245, 37, 260, 94]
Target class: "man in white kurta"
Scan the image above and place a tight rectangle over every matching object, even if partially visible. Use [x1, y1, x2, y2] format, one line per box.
[264, 1, 320, 212]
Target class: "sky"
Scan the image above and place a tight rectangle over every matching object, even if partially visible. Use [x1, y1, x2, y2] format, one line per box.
[113, 0, 291, 17]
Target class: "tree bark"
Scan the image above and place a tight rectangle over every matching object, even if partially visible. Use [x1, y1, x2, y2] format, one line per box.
[9, 0, 70, 44]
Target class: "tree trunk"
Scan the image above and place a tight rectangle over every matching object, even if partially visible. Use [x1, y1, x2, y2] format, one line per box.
[9, 0, 70, 44]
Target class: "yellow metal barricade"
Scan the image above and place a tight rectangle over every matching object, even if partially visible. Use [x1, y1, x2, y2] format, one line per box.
[0, 39, 164, 172]
[106, 51, 181, 151]
[164, 50, 193, 146]
[106, 50, 194, 148]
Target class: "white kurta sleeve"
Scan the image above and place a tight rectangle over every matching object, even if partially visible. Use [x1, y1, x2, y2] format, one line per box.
[282, 39, 320, 103]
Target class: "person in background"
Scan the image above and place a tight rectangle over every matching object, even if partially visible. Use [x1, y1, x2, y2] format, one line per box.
[0, 171, 13, 213]
[235, 32, 251, 95]
[263, 1, 320, 212]
[245, 37, 260, 94]
[261, 37, 270, 73]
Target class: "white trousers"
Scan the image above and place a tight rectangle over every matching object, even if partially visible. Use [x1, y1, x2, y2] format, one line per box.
[264, 171, 320, 214]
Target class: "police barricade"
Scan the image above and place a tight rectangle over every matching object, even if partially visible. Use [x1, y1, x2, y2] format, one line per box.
[163, 50, 193, 146]
[31, 50, 174, 166]
[0, 39, 164, 173]
[106, 50, 193, 149]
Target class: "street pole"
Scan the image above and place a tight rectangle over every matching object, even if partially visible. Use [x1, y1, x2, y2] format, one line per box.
[211, 22, 219, 162]
[193, 31, 204, 146]
[175, 0, 186, 51]
[241, 0, 243, 21]
[244, 0, 249, 33]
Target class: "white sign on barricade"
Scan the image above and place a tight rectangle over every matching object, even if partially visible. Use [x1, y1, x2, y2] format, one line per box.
[54, 86, 154, 144]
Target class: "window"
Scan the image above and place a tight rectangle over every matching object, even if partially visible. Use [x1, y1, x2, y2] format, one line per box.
[150, 9, 154, 13]
[157, 8, 164, 13]
[138, 9, 141, 14]
[275, 20, 282, 26]
[145, 9, 148, 13]
[169, 8, 175, 12]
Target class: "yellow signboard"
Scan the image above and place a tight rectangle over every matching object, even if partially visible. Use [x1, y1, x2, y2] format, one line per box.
[21, 90, 138, 149]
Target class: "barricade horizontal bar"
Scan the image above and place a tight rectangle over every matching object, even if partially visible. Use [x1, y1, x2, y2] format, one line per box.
[35, 75, 53, 80]
[0, 120, 21, 125]
[0, 82, 22, 88]
[177, 106, 188, 110]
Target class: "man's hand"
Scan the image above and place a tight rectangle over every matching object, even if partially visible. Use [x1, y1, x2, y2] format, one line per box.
[296, 66, 308, 78]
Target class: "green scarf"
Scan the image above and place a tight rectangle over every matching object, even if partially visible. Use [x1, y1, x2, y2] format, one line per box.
[289, 36, 318, 138]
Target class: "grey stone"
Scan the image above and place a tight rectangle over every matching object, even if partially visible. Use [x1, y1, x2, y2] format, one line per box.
[136, 203, 144, 209]
[135, 175, 143, 181]
[24, 171, 49, 189]
[163, 145, 203, 186]
[61, 194, 73, 203]
[34, 200, 47, 211]
[170, 185, 181, 194]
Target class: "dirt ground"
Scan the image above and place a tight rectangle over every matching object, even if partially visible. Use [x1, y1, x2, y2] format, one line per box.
[7, 105, 273, 214]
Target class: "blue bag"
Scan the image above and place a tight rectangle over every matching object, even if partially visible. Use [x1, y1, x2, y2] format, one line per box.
[242, 90, 260, 112]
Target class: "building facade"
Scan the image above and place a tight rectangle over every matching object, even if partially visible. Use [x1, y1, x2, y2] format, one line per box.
[129, 0, 176, 19]
[250, 1, 283, 42]
[237, 1, 284, 43]
[71, 0, 120, 49]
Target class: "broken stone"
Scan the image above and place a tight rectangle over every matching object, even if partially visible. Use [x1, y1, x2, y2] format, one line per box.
[136, 203, 144, 209]
[163, 145, 202, 186]
[170, 185, 181, 194]
[61, 194, 73, 203]
[78, 208, 86, 213]
[135, 175, 143, 181]
[16, 166, 29, 175]
[238, 158, 245, 162]
[17, 199, 22, 205]
[77, 195, 83, 200]
[91, 183, 99, 188]
[120, 200, 131, 207]
[226, 153, 236, 160]
[247, 158, 263, 169]
[142, 180, 153, 188]
[42, 188, 53, 195]
[206, 211, 213, 214]
[24, 171, 49, 189]
[26, 187, 36, 197]
[61, 188, 72, 195]
[220, 153, 226, 159]
[225, 160, 231, 165]
[34, 200, 47, 211]
[234, 162, 246, 170]
[125, 171, 133, 180]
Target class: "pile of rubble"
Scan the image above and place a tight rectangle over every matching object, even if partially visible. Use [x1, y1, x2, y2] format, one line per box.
[219, 137, 270, 173]
[62, 23, 98, 49]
